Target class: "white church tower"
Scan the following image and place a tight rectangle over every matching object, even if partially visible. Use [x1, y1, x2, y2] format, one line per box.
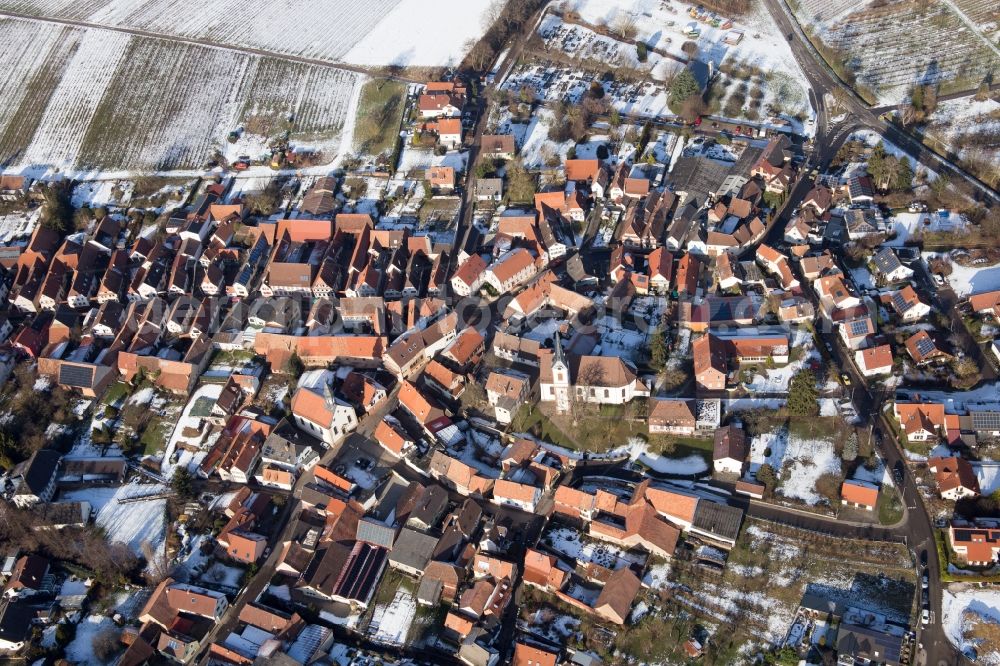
[551, 332, 571, 414]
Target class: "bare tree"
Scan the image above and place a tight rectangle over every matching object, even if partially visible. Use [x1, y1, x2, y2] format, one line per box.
[92, 627, 123, 663]
[611, 12, 639, 41]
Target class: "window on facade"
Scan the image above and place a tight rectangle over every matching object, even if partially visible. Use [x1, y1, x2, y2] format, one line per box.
[604, 389, 609, 398]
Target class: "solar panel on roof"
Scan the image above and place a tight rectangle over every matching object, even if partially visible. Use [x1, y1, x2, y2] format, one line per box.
[972, 412, 1000, 430]
[849, 320, 869, 336]
[916, 337, 936, 355]
[58, 364, 94, 388]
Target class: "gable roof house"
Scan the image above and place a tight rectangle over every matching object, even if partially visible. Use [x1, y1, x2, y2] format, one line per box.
[648, 399, 698, 436]
[290, 370, 358, 448]
[928, 457, 981, 500]
[855, 344, 893, 377]
[893, 402, 946, 443]
[871, 247, 913, 284]
[481, 134, 516, 160]
[713, 424, 747, 476]
[904, 330, 952, 365]
[949, 521, 1000, 566]
[889, 285, 930, 322]
[10, 449, 61, 508]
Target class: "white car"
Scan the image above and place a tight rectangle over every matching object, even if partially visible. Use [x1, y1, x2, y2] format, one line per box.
[921, 609, 930, 625]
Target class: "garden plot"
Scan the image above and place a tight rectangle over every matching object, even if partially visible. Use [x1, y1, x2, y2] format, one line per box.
[369, 590, 417, 645]
[199, 562, 244, 592]
[744, 328, 819, 394]
[592, 315, 647, 362]
[544, 525, 647, 570]
[0, 209, 40, 244]
[519, 108, 576, 169]
[748, 427, 842, 505]
[943, 588, 1000, 664]
[95, 482, 169, 559]
[659, 520, 916, 644]
[528, 608, 581, 644]
[884, 210, 969, 246]
[923, 251, 1000, 297]
[161, 382, 224, 479]
[454, 429, 504, 479]
[793, 0, 1000, 104]
[0, 18, 360, 174]
[0, 0, 500, 68]
[59, 485, 120, 513]
[65, 613, 117, 663]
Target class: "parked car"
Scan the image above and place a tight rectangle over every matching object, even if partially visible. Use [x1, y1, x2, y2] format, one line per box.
[921, 608, 930, 625]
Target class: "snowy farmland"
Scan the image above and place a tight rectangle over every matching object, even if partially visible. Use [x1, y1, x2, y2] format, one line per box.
[0, 18, 360, 173]
[792, 0, 1000, 104]
[0, 0, 500, 67]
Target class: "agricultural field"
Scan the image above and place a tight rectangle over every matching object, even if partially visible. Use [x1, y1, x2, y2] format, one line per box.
[923, 97, 1000, 189]
[0, 18, 360, 173]
[0, 0, 501, 67]
[792, 0, 1000, 104]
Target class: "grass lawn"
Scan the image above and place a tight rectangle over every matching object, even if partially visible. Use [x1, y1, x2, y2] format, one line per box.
[353, 78, 406, 156]
[512, 402, 649, 453]
[101, 381, 132, 406]
[138, 419, 170, 456]
[877, 487, 904, 525]
[510, 405, 576, 450]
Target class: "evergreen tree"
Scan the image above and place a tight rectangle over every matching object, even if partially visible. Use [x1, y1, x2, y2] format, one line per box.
[649, 329, 669, 371]
[668, 68, 701, 110]
[787, 370, 819, 417]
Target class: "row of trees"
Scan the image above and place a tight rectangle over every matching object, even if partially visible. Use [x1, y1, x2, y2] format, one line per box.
[463, 0, 545, 71]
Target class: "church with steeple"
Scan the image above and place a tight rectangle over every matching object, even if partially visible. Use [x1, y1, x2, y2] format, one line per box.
[540, 333, 649, 414]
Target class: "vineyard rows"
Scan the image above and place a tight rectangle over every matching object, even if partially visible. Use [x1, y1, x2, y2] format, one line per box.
[0, 0, 498, 67]
[0, 18, 359, 172]
[793, 0, 1000, 104]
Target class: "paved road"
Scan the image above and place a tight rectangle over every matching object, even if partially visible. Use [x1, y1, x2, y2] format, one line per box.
[767, 213, 963, 664]
[0, 9, 425, 84]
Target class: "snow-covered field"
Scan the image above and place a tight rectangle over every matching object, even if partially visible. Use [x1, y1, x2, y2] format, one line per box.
[517, 108, 575, 169]
[923, 251, 1000, 297]
[943, 588, 1000, 664]
[0, 0, 499, 67]
[749, 428, 842, 505]
[64, 613, 117, 663]
[94, 482, 169, 559]
[370, 590, 417, 644]
[199, 561, 244, 591]
[546, 525, 646, 570]
[885, 210, 969, 246]
[614, 437, 709, 475]
[745, 329, 817, 394]
[0, 18, 360, 173]
[974, 463, 1000, 496]
[925, 97, 1000, 165]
